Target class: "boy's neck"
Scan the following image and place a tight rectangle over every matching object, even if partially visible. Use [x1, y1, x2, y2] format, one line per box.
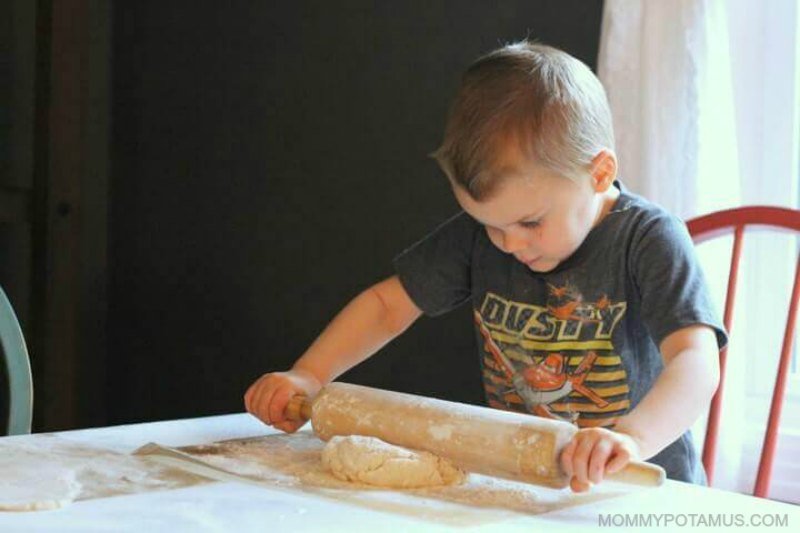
[593, 183, 621, 228]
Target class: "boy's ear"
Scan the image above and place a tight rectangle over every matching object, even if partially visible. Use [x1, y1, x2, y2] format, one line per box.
[590, 150, 617, 192]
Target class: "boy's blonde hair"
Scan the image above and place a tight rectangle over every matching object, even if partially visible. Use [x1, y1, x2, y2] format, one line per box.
[432, 42, 615, 200]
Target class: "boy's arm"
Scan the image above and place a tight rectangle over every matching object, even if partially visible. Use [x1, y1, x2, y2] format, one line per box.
[244, 275, 422, 431]
[293, 275, 422, 385]
[561, 324, 720, 491]
[614, 324, 720, 458]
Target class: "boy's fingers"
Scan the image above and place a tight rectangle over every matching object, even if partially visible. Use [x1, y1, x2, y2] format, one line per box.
[243, 387, 252, 414]
[273, 420, 304, 434]
[269, 385, 294, 425]
[606, 448, 632, 474]
[560, 438, 577, 478]
[243, 377, 264, 414]
[255, 381, 281, 425]
[588, 440, 613, 484]
[570, 476, 592, 493]
[571, 435, 595, 486]
[246, 375, 271, 416]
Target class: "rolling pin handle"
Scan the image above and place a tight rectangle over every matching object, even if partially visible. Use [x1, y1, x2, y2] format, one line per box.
[285, 394, 312, 422]
[606, 460, 666, 487]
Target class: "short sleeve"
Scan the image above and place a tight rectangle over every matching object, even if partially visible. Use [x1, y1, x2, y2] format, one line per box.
[630, 213, 728, 349]
[393, 211, 481, 316]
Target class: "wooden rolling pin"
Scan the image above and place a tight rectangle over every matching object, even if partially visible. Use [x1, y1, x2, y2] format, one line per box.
[285, 382, 665, 489]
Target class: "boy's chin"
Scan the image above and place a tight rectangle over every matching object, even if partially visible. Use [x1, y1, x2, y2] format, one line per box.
[525, 258, 560, 273]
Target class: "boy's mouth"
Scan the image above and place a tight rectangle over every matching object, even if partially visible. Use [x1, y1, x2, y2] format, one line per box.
[516, 255, 541, 267]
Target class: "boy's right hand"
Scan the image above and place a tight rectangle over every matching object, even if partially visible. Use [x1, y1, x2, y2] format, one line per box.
[244, 368, 322, 433]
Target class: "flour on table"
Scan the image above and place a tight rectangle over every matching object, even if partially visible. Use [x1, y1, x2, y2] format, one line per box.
[321, 435, 465, 489]
[174, 431, 629, 526]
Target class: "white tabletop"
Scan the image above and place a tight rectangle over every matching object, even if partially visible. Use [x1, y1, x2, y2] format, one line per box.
[0, 413, 797, 532]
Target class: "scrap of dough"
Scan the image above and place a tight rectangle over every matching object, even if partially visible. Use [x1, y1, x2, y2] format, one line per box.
[0, 469, 82, 512]
[321, 435, 466, 488]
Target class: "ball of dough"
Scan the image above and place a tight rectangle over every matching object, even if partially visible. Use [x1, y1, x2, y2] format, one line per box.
[321, 435, 466, 489]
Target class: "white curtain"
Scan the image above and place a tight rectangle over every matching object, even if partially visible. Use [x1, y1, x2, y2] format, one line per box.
[598, 0, 800, 501]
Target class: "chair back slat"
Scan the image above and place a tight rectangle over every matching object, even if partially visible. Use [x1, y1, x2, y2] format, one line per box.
[701, 224, 744, 485]
[754, 254, 800, 497]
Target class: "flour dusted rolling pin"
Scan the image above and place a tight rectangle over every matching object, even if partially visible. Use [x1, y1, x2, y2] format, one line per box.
[285, 382, 665, 489]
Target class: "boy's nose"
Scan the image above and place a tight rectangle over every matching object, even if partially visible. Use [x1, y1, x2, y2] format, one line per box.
[501, 232, 529, 254]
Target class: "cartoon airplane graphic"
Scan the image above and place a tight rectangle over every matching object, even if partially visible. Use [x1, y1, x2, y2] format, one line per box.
[474, 310, 609, 423]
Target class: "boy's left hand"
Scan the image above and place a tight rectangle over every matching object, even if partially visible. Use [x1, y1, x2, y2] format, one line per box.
[560, 427, 642, 492]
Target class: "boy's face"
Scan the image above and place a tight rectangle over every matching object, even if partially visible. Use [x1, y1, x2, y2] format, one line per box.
[452, 147, 616, 273]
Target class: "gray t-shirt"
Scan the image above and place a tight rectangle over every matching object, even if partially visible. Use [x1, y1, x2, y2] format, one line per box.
[393, 182, 727, 484]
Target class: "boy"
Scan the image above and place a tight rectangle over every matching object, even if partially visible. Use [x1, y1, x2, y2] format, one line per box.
[244, 42, 726, 492]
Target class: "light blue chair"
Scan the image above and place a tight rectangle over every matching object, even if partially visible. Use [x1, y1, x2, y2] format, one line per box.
[1, 286, 33, 435]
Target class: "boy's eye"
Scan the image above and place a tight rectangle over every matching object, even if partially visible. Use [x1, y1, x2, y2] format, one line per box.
[520, 219, 541, 228]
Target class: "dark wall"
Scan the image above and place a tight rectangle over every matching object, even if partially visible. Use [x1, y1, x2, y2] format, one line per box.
[3, 0, 113, 432]
[1, 0, 36, 430]
[110, 1, 604, 424]
[2, 2, 36, 349]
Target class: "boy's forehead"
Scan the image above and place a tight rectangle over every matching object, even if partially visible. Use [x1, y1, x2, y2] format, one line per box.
[452, 173, 548, 227]
[487, 135, 542, 180]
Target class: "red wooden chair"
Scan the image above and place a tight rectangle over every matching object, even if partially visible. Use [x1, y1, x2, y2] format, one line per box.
[686, 206, 800, 498]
